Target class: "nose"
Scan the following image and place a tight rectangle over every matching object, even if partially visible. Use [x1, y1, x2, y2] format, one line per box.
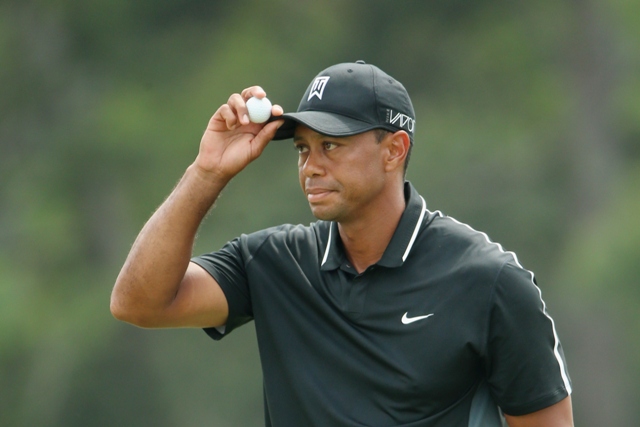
[300, 149, 324, 178]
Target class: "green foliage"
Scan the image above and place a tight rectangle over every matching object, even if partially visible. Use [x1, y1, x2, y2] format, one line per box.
[1, 0, 639, 425]
[553, 165, 640, 425]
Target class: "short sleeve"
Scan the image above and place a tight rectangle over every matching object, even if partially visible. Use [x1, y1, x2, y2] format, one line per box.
[191, 237, 254, 340]
[485, 262, 572, 415]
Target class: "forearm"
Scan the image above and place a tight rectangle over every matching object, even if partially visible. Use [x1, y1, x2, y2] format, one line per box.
[110, 164, 227, 325]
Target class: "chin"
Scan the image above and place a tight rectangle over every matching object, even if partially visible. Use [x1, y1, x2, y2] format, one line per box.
[309, 205, 340, 222]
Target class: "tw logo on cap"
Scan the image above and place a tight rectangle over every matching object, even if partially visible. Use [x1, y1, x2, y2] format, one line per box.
[308, 76, 330, 101]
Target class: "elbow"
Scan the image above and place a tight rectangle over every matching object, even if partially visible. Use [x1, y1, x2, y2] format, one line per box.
[110, 290, 154, 328]
[110, 293, 135, 324]
[110, 302, 156, 328]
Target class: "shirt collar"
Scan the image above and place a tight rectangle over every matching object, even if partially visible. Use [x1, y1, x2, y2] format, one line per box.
[320, 181, 427, 271]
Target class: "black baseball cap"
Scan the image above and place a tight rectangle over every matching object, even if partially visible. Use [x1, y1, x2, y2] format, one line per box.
[272, 61, 416, 143]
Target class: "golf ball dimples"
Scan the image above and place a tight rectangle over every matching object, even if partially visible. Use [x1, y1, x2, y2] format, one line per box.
[246, 96, 272, 123]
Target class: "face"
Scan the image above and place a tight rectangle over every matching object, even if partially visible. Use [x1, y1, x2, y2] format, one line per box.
[293, 126, 390, 223]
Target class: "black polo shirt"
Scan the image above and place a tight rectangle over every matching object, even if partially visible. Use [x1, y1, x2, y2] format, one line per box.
[192, 182, 572, 427]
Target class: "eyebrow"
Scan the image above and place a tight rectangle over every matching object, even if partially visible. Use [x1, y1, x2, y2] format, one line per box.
[293, 132, 338, 142]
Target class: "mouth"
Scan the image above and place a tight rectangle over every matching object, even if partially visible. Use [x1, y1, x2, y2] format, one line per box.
[305, 187, 335, 203]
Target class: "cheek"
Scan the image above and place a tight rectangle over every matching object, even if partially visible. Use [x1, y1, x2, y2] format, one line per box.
[297, 158, 305, 187]
[298, 171, 305, 192]
[335, 162, 380, 200]
[353, 154, 385, 180]
[356, 159, 388, 194]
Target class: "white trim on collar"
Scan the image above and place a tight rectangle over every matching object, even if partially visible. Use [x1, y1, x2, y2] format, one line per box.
[402, 196, 427, 262]
[321, 222, 333, 266]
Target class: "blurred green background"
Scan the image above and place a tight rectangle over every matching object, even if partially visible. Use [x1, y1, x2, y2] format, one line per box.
[2, 0, 639, 425]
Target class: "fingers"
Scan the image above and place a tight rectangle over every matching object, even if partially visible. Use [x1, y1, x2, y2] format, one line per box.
[228, 86, 263, 126]
[217, 86, 283, 130]
[271, 103, 284, 117]
[239, 86, 284, 117]
[214, 103, 241, 130]
[250, 119, 285, 158]
[241, 86, 266, 100]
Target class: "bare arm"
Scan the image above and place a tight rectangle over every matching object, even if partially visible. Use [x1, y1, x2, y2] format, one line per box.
[110, 87, 283, 328]
[505, 395, 573, 427]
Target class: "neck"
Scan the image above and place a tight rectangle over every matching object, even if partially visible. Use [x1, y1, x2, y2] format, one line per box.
[338, 184, 406, 274]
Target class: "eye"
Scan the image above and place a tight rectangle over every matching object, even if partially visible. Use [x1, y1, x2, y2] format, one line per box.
[323, 141, 338, 151]
[294, 144, 309, 154]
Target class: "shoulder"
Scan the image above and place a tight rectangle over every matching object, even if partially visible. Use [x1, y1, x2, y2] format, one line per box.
[423, 211, 514, 266]
[408, 210, 529, 293]
[237, 221, 329, 256]
[241, 221, 327, 244]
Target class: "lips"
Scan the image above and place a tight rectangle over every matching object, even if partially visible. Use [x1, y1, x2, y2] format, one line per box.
[305, 187, 335, 203]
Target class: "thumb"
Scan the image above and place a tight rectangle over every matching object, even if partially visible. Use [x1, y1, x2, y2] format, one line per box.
[250, 119, 284, 158]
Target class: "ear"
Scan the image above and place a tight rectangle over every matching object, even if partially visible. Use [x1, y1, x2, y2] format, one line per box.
[383, 131, 411, 173]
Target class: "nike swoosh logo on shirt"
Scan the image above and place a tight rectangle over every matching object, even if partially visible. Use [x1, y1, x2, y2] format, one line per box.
[401, 312, 434, 324]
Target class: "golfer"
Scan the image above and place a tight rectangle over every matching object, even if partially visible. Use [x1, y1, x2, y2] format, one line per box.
[111, 61, 573, 426]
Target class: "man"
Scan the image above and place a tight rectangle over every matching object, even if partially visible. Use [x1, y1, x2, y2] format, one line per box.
[111, 61, 573, 426]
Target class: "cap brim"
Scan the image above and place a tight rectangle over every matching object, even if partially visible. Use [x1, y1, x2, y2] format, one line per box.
[271, 111, 380, 141]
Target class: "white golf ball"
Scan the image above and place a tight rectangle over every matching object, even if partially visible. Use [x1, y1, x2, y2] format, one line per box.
[246, 96, 272, 123]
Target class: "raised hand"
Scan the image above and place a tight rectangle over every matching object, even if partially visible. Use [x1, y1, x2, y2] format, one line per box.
[194, 86, 284, 183]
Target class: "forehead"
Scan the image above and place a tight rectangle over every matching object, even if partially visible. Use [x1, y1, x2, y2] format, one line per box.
[292, 124, 377, 143]
[292, 125, 332, 141]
